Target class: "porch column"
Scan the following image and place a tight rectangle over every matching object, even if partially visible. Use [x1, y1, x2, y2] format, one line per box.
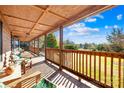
[34, 39, 35, 54]
[11, 32, 12, 51]
[18, 39, 20, 50]
[38, 38, 40, 56]
[44, 34, 47, 62]
[29, 41, 30, 51]
[59, 26, 63, 70]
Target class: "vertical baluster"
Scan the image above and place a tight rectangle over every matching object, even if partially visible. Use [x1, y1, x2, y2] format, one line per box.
[118, 56, 121, 88]
[90, 52, 92, 78]
[111, 54, 113, 87]
[72, 52, 73, 70]
[65, 51, 67, 67]
[74, 52, 76, 71]
[86, 53, 88, 76]
[104, 54, 107, 85]
[79, 52, 81, 74]
[77, 51, 78, 72]
[82, 52, 84, 75]
[94, 53, 96, 80]
[64, 51, 66, 67]
[99, 53, 101, 82]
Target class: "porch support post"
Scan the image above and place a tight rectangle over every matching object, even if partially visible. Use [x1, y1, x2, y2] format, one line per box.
[34, 39, 35, 54]
[10, 32, 12, 51]
[38, 38, 40, 56]
[13, 37, 15, 50]
[18, 39, 19, 50]
[29, 41, 30, 51]
[59, 26, 63, 70]
[44, 34, 47, 62]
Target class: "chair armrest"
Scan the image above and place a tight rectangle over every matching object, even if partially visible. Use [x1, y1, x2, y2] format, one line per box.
[15, 71, 41, 88]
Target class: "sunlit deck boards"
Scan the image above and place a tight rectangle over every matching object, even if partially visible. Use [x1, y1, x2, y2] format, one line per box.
[18, 60, 98, 88]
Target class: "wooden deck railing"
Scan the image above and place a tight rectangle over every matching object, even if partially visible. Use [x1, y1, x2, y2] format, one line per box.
[46, 48, 124, 88]
[29, 46, 40, 55]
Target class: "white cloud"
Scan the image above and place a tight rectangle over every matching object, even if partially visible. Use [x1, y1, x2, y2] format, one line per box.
[80, 35, 107, 44]
[105, 25, 119, 29]
[105, 25, 109, 29]
[117, 14, 123, 20]
[84, 14, 104, 23]
[94, 14, 104, 19]
[84, 17, 96, 22]
[113, 25, 118, 28]
[67, 22, 99, 36]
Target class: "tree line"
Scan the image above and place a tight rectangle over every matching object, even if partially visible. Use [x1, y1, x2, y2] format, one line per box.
[46, 27, 124, 52]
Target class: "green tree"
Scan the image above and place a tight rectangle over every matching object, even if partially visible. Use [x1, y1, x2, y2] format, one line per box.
[83, 43, 89, 49]
[79, 43, 83, 48]
[107, 28, 124, 52]
[46, 33, 58, 48]
[64, 39, 78, 50]
[64, 44, 78, 50]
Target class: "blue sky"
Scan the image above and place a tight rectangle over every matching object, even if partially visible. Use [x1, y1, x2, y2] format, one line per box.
[54, 5, 124, 44]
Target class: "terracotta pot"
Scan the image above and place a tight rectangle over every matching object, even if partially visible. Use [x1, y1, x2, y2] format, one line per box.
[5, 67, 13, 75]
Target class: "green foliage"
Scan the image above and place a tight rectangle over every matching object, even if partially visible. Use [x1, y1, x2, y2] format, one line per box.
[80, 27, 124, 52]
[64, 39, 78, 50]
[46, 33, 58, 48]
[107, 27, 124, 52]
[64, 44, 78, 50]
[79, 43, 83, 48]
[64, 39, 74, 44]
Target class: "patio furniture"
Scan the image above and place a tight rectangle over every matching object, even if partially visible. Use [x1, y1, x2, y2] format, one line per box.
[0, 64, 21, 83]
[21, 59, 32, 74]
[14, 71, 41, 88]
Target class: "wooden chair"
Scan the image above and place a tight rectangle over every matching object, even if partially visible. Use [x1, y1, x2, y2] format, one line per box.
[21, 59, 32, 75]
[15, 71, 41, 88]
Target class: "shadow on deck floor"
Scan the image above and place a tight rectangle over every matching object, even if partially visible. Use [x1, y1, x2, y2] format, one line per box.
[7, 59, 98, 88]
[45, 62, 90, 88]
[23, 60, 96, 88]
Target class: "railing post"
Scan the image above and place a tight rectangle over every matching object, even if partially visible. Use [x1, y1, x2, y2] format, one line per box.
[59, 26, 63, 70]
[45, 34, 47, 62]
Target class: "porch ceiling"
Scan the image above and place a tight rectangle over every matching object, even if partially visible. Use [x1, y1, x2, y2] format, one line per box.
[0, 5, 115, 41]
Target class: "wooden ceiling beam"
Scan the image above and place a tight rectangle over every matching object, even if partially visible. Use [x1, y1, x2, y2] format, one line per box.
[48, 11, 69, 21]
[38, 23, 55, 27]
[34, 28, 46, 32]
[33, 5, 69, 21]
[28, 6, 50, 34]
[3, 13, 55, 27]
[9, 24, 32, 29]
[12, 30, 27, 33]
[65, 5, 116, 27]
[29, 5, 115, 41]
[3, 13, 35, 23]
[0, 11, 11, 33]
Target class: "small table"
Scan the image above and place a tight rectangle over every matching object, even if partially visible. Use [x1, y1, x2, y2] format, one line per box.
[0, 64, 21, 83]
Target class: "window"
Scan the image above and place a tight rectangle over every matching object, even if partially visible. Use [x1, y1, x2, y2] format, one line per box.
[0, 22, 2, 61]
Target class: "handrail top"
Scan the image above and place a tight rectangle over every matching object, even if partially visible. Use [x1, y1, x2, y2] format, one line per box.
[46, 48, 124, 56]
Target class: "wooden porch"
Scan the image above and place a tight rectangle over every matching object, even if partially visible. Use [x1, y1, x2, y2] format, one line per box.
[0, 5, 124, 88]
[6, 55, 98, 88]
